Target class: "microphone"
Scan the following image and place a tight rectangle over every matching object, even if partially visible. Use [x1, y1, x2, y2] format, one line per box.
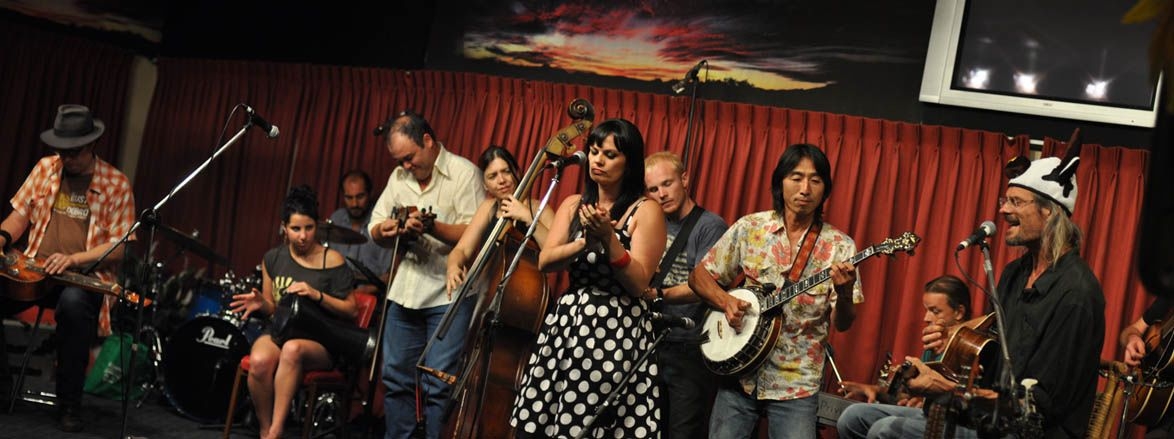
[671, 60, 708, 94]
[956, 220, 997, 251]
[683, 59, 707, 81]
[243, 105, 280, 138]
[545, 150, 587, 169]
[649, 312, 695, 329]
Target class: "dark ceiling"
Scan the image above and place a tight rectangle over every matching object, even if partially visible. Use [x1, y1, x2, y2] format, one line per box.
[0, 1, 437, 69]
[160, 1, 436, 69]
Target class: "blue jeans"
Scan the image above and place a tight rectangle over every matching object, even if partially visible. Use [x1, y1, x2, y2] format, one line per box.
[837, 403, 979, 439]
[837, 403, 923, 439]
[381, 299, 474, 439]
[709, 386, 818, 439]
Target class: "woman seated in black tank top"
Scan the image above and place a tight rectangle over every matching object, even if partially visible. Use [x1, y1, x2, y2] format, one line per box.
[229, 185, 356, 439]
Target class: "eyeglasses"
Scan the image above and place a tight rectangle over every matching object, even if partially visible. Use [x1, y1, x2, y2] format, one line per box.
[52, 148, 87, 158]
[998, 196, 1036, 209]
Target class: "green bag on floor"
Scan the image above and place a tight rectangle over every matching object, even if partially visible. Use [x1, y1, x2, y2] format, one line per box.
[83, 333, 149, 400]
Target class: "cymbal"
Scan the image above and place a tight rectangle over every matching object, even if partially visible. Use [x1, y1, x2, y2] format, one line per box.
[154, 224, 231, 266]
[318, 221, 368, 245]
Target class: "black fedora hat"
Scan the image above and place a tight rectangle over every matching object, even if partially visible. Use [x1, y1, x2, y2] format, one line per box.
[40, 104, 105, 149]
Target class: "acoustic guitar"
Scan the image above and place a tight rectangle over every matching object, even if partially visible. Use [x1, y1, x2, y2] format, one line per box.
[699, 232, 921, 376]
[877, 357, 917, 404]
[921, 313, 1000, 438]
[1, 249, 149, 306]
[1124, 313, 1174, 426]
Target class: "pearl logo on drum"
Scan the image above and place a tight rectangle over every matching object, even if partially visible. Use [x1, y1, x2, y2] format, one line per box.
[197, 325, 234, 349]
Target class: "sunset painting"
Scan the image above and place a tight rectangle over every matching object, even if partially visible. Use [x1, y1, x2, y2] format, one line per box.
[452, 0, 926, 92]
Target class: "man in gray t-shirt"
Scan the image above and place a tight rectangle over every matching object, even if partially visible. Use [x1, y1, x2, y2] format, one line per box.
[644, 152, 728, 439]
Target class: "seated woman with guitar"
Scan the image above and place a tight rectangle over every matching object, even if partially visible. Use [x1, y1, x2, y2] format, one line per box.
[509, 118, 666, 438]
[229, 185, 356, 439]
[445, 145, 555, 294]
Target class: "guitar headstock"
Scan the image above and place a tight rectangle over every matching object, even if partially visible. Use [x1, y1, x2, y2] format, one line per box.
[873, 232, 921, 256]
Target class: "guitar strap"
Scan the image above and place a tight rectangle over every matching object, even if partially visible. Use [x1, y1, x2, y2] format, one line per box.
[649, 206, 706, 289]
[786, 221, 823, 285]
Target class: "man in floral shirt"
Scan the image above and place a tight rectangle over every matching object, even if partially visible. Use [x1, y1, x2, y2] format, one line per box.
[690, 143, 863, 439]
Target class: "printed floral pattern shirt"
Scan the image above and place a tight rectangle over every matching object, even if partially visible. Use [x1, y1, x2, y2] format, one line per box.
[700, 210, 863, 400]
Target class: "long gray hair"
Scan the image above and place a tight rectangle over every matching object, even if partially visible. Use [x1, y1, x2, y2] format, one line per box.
[1033, 193, 1082, 267]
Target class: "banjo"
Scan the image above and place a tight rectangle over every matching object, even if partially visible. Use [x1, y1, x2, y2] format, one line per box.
[699, 232, 920, 376]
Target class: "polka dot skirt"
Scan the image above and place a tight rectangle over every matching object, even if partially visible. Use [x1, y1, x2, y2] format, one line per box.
[510, 208, 661, 438]
[510, 287, 661, 438]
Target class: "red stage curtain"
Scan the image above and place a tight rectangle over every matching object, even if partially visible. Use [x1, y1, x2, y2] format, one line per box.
[136, 60, 1149, 387]
[0, 22, 133, 219]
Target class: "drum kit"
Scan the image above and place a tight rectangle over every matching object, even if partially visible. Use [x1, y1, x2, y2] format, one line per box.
[126, 219, 372, 424]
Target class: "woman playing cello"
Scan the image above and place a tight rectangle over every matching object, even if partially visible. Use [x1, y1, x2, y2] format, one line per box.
[445, 145, 555, 294]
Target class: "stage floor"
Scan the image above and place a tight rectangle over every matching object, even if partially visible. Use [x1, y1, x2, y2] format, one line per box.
[3, 394, 235, 438]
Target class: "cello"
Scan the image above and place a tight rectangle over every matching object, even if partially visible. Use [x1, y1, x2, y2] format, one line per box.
[423, 99, 595, 438]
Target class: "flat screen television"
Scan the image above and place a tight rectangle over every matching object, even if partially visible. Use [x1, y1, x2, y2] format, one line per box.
[919, 0, 1163, 128]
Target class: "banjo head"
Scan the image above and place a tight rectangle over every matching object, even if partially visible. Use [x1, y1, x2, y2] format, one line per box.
[700, 288, 766, 367]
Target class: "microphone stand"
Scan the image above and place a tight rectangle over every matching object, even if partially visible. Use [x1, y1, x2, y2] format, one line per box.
[680, 64, 703, 183]
[84, 122, 254, 439]
[977, 242, 1019, 435]
[435, 162, 567, 414]
[575, 325, 670, 439]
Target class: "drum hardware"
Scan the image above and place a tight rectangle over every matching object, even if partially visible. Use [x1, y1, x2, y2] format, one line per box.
[154, 223, 231, 266]
[133, 324, 164, 409]
[158, 270, 265, 422]
[162, 315, 253, 423]
[318, 220, 369, 245]
[310, 391, 343, 433]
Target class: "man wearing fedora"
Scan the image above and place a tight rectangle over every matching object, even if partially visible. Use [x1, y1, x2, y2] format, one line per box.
[0, 104, 136, 432]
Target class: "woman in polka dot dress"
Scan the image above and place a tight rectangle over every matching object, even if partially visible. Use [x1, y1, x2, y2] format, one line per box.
[509, 118, 667, 438]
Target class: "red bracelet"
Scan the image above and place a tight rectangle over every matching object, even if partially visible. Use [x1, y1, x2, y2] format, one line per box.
[609, 251, 632, 268]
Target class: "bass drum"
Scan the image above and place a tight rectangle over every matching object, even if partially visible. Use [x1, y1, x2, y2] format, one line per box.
[162, 316, 251, 423]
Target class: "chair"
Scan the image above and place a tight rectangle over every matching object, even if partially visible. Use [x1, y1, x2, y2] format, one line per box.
[223, 291, 378, 439]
